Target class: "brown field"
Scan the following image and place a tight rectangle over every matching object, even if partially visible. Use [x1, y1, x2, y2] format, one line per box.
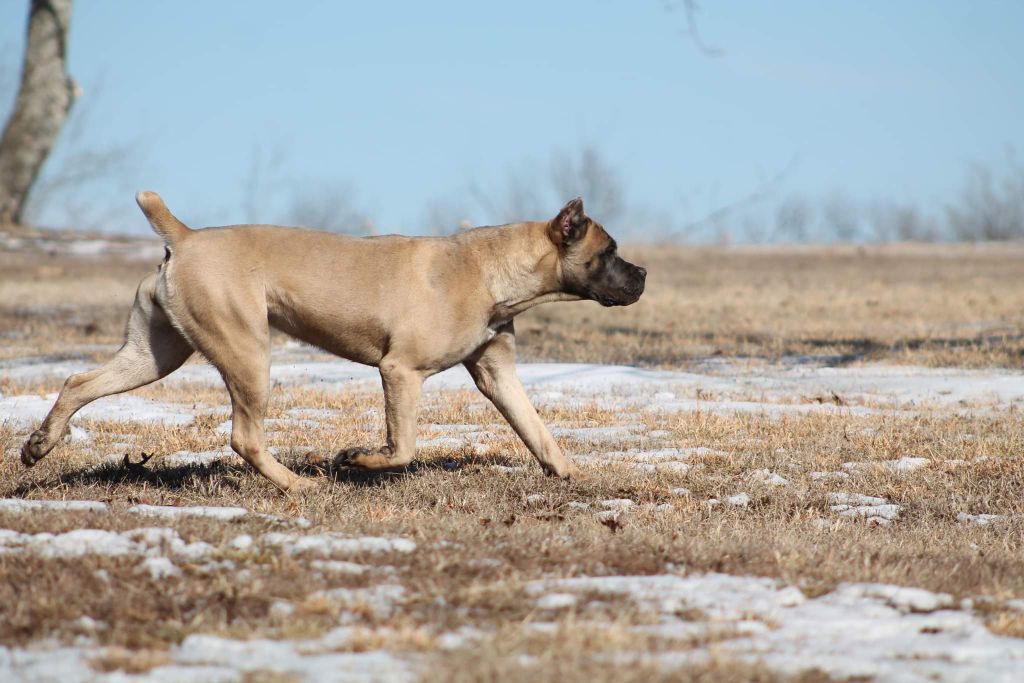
[1, 237, 1023, 681]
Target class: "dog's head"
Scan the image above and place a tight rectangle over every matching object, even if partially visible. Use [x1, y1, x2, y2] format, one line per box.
[547, 197, 646, 307]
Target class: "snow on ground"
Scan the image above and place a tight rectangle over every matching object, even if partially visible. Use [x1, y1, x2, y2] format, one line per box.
[843, 456, 931, 474]
[0, 493, 1020, 681]
[160, 449, 236, 467]
[0, 499, 107, 513]
[127, 504, 250, 522]
[528, 573, 1024, 682]
[0, 634, 416, 683]
[5, 354, 1024, 423]
[0, 527, 214, 560]
[0, 393, 196, 427]
[261, 533, 417, 557]
[0, 498, 313, 529]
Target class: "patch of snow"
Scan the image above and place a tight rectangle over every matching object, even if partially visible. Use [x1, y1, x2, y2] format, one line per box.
[310, 560, 374, 575]
[261, 533, 416, 557]
[309, 584, 406, 620]
[138, 556, 182, 580]
[161, 450, 235, 466]
[747, 469, 790, 486]
[66, 425, 91, 443]
[229, 535, 254, 551]
[0, 498, 107, 514]
[826, 492, 887, 506]
[127, 504, 249, 521]
[0, 527, 214, 561]
[0, 393, 197, 427]
[842, 457, 930, 474]
[599, 447, 692, 462]
[436, 626, 485, 651]
[252, 512, 313, 528]
[489, 464, 527, 473]
[886, 457, 930, 473]
[537, 593, 579, 610]
[173, 633, 415, 681]
[550, 425, 642, 443]
[830, 583, 955, 613]
[269, 601, 296, 619]
[832, 504, 902, 521]
[956, 512, 1006, 526]
[725, 493, 750, 508]
[598, 499, 636, 511]
[528, 572, 1024, 682]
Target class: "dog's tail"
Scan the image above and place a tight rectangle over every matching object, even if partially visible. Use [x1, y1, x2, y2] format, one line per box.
[135, 191, 192, 244]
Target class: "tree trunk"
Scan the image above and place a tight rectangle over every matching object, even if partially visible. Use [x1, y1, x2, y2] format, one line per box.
[0, 0, 76, 228]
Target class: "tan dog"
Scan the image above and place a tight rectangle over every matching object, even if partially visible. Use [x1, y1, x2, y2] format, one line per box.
[21, 193, 646, 492]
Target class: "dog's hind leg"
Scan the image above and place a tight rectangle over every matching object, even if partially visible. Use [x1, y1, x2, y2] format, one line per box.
[168, 293, 319, 493]
[21, 273, 194, 467]
[464, 323, 578, 479]
[222, 360, 318, 493]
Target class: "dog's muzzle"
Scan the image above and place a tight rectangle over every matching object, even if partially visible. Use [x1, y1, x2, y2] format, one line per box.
[593, 266, 646, 307]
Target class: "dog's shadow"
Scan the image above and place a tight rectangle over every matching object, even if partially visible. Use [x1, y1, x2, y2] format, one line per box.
[8, 449, 527, 496]
[296, 450, 526, 485]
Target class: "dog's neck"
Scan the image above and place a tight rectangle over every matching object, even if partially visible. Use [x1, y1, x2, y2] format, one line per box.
[464, 221, 583, 323]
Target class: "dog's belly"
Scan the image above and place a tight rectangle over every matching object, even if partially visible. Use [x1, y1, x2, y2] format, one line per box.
[268, 307, 388, 366]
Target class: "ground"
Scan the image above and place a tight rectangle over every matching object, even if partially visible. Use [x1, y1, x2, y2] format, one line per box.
[1, 234, 1023, 682]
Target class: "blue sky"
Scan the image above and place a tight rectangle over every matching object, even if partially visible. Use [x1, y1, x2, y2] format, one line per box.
[1, 1, 1022, 238]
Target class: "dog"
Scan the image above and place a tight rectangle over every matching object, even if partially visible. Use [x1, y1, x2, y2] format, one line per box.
[20, 193, 647, 492]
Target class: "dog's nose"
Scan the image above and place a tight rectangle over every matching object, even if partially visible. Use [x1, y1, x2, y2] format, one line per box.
[637, 266, 647, 278]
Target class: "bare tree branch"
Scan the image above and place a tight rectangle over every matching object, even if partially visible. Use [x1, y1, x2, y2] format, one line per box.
[285, 179, 373, 235]
[21, 77, 137, 230]
[670, 153, 800, 239]
[663, 0, 724, 57]
[468, 146, 628, 226]
[241, 139, 289, 223]
[550, 146, 625, 224]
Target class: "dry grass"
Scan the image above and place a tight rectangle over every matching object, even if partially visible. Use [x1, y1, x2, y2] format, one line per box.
[1, 390, 1022, 648]
[520, 242, 1024, 368]
[2, 241, 1023, 680]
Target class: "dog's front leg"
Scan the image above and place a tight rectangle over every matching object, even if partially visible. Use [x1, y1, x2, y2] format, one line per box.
[464, 324, 578, 479]
[336, 359, 423, 470]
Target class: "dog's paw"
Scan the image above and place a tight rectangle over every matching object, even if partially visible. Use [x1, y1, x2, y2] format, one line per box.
[333, 447, 371, 468]
[285, 475, 322, 495]
[333, 446, 405, 471]
[543, 461, 582, 480]
[20, 430, 50, 468]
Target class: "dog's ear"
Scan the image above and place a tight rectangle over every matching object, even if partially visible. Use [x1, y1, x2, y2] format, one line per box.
[549, 197, 588, 248]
